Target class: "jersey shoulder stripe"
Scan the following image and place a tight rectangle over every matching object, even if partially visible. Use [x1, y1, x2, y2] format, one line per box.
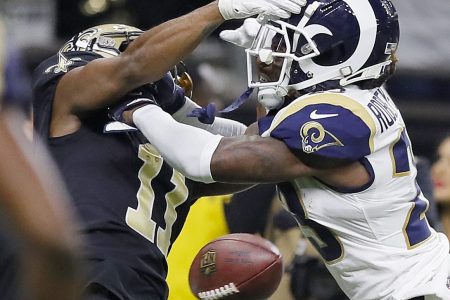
[261, 92, 377, 160]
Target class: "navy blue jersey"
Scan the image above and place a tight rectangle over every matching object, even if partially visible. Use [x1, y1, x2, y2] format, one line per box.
[32, 51, 197, 299]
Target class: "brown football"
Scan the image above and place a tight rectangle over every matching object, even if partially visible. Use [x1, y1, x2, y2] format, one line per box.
[189, 233, 284, 300]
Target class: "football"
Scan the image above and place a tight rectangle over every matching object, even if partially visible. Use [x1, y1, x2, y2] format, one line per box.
[189, 233, 283, 300]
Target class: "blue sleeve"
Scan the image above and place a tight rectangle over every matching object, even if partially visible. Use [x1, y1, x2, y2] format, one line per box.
[266, 101, 374, 161]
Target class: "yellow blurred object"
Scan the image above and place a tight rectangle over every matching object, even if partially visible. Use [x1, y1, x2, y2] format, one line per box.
[167, 195, 231, 300]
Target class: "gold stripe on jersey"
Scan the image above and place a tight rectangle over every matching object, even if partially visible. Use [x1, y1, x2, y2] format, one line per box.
[402, 200, 433, 250]
[291, 180, 345, 265]
[291, 180, 309, 218]
[265, 93, 377, 153]
[389, 129, 412, 178]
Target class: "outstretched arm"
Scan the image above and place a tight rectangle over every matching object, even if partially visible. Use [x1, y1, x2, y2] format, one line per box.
[128, 103, 370, 190]
[55, 0, 303, 115]
[129, 104, 312, 184]
[56, 3, 224, 114]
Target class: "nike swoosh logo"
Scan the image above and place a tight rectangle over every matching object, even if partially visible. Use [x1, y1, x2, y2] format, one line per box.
[310, 110, 339, 120]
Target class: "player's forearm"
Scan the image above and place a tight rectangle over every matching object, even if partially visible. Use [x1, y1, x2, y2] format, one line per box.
[134, 105, 222, 183]
[132, 104, 311, 184]
[210, 135, 312, 183]
[123, 2, 223, 85]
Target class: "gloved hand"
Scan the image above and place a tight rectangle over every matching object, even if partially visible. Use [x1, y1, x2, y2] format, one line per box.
[109, 97, 157, 124]
[187, 103, 217, 125]
[153, 72, 186, 115]
[219, 18, 261, 48]
[218, 0, 304, 20]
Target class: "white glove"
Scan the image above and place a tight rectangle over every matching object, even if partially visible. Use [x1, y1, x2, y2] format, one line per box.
[219, 18, 261, 48]
[218, 0, 304, 20]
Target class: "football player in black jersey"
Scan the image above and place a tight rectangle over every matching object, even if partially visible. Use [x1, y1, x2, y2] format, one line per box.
[32, 1, 303, 299]
[0, 18, 82, 300]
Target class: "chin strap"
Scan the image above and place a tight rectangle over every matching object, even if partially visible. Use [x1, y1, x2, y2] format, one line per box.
[339, 60, 392, 87]
[219, 87, 255, 113]
[187, 87, 254, 124]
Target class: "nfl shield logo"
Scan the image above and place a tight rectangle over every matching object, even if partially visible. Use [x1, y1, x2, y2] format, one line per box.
[200, 250, 217, 276]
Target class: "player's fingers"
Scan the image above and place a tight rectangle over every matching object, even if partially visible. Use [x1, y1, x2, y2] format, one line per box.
[243, 18, 261, 37]
[219, 30, 243, 45]
[267, 0, 303, 14]
[260, 5, 291, 19]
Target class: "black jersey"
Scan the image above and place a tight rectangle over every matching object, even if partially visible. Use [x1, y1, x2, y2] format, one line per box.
[32, 51, 197, 299]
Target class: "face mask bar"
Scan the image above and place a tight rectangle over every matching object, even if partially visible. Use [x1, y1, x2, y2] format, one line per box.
[89, 30, 143, 58]
[245, 2, 321, 91]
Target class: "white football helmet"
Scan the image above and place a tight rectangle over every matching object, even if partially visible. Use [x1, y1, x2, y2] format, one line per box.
[246, 0, 400, 109]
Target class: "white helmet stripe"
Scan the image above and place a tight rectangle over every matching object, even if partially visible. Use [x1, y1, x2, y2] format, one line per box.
[298, 0, 377, 77]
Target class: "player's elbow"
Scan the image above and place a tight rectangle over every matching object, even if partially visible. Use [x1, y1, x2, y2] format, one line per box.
[175, 159, 214, 184]
[168, 141, 218, 184]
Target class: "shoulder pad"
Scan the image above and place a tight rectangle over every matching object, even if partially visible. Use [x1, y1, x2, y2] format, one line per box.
[262, 93, 377, 161]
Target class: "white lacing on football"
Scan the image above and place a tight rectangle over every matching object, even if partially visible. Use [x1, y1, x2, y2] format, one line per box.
[197, 283, 239, 300]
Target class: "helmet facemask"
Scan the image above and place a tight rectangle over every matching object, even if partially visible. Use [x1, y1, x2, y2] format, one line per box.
[246, 10, 321, 109]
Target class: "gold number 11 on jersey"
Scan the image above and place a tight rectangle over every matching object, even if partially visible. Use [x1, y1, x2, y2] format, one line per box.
[126, 144, 189, 257]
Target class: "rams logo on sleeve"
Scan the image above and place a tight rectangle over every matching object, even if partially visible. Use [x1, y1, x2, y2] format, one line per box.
[300, 121, 344, 154]
[261, 93, 377, 160]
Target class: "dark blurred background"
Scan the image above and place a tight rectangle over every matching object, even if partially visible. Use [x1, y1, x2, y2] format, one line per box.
[1, 0, 449, 160]
[55, 0, 214, 37]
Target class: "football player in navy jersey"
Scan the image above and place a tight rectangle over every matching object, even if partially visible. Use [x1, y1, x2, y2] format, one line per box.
[31, 1, 304, 299]
[117, 0, 450, 299]
[0, 18, 82, 300]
